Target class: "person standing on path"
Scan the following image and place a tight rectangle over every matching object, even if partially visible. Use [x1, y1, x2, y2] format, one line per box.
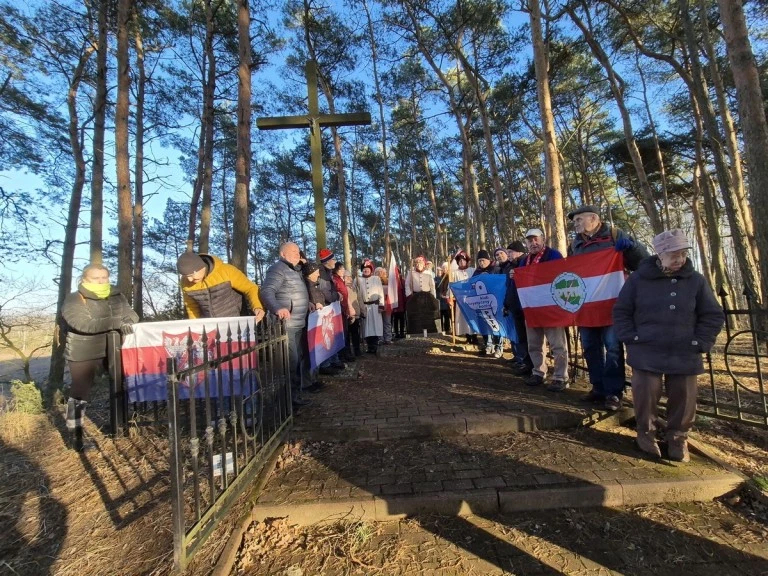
[568, 205, 649, 411]
[514, 229, 569, 391]
[472, 249, 502, 357]
[355, 259, 385, 354]
[505, 240, 533, 375]
[260, 242, 312, 409]
[62, 264, 138, 450]
[405, 255, 439, 335]
[450, 250, 476, 344]
[613, 229, 724, 462]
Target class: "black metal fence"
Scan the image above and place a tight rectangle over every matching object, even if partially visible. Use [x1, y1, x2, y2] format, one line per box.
[568, 289, 768, 428]
[160, 316, 291, 570]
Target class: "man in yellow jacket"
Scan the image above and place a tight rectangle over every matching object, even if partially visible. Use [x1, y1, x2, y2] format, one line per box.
[177, 251, 265, 321]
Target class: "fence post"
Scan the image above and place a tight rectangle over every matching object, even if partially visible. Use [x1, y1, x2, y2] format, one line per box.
[167, 357, 187, 571]
[107, 330, 126, 436]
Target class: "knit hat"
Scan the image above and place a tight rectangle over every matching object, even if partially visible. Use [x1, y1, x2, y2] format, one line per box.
[454, 250, 469, 263]
[567, 204, 600, 221]
[476, 249, 491, 261]
[177, 252, 206, 275]
[319, 248, 335, 263]
[361, 259, 374, 271]
[507, 241, 526, 253]
[302, 261, 320, 277]
[493, 247, 506, 256]
[652, 229, 691, 255]
[414, 255, 425, 264]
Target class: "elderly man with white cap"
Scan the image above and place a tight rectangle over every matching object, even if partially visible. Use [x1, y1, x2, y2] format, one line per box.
[515, 228, 570, 391]
[568, 204, 649, 411]
[613, 229, 723, 462]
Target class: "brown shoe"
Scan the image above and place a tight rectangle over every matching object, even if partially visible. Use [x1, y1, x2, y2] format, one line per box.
[636, 432, 661, 458]
[667, 437, 690, 463]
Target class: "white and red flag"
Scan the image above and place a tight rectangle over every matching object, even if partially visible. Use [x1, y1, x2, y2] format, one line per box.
[307, 301, 345, 369]
[514, 250, 625, 328]
[387, 255, 399, 312]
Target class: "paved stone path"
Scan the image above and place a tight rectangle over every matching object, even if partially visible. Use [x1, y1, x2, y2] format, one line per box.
[255, 335, 742, 524]
[293, 336, 592, 441]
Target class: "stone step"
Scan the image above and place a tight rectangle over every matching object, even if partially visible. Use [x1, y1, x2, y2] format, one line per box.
[252, 428, 743, 526]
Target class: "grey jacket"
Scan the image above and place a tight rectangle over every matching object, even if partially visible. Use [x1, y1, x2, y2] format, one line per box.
[613, 257, 724, 375]
[62, 285, 138, 362]
[260, 258, 309, 330]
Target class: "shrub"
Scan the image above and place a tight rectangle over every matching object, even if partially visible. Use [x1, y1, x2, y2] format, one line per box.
[10, 380, 44, 414]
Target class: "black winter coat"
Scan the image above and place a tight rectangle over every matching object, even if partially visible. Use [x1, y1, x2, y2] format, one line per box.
[62, 285, 138, 362]
[261, 259, 310, 330]
[613, 257, 724, 375]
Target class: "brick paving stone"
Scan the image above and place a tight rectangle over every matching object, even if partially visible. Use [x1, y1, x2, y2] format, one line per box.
[442, 478, 474, 491]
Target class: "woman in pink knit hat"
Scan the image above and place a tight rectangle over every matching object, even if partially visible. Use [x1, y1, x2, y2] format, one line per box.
[613, 229, 724, 463]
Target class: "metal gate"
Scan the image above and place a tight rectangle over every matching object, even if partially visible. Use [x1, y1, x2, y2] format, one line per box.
[165, 316, 292, 570]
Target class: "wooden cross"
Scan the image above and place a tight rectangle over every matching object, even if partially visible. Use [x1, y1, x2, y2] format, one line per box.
[256, 60, 371, 252]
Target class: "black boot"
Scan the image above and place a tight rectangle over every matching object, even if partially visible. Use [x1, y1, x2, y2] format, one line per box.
[66, 397, 87, 451]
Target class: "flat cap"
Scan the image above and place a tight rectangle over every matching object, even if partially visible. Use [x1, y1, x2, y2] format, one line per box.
[567, 204, 600, 220]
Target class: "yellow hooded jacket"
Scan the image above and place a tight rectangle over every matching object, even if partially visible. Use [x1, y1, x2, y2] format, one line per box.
[181, 254, 263, 319]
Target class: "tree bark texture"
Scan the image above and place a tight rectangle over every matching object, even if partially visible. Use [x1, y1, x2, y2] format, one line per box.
[717, 0, 768, 302]
[530, 0, 567, 254]
[232, 0, 251, 272]
[90, 0, 108, 265]
[115, 0, 133, 301]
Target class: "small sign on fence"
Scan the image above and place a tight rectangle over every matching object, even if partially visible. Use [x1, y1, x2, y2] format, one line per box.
[212, 452, 234, 477]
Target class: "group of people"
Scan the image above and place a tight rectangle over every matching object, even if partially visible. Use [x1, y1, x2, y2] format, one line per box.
[61, 204, 723, 462]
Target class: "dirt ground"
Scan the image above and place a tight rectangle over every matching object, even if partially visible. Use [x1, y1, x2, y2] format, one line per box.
[1, 340, 767, 576]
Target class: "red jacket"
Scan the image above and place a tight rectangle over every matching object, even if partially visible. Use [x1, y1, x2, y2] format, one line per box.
[332, 274, 350, 317]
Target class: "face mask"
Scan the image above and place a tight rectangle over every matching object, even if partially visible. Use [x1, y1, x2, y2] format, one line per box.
[82, 282, 111, 299]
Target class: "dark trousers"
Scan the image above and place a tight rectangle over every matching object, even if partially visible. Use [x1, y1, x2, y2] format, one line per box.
[286, 326, 310, 400]
[392, 311, 406, 338]
[440, 308, 452, 333]
[512, 310, 533, 369]
[68, 358, 109, 401]
[349, 318, 362, 353]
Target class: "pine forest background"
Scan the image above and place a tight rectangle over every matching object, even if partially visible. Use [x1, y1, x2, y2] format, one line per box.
[2, 0, 768, 388]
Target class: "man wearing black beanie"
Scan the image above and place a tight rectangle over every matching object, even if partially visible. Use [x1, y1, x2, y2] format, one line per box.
[176, 251, 265, 320]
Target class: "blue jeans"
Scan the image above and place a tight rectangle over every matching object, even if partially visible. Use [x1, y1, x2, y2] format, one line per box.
[578, 325, 625, 398]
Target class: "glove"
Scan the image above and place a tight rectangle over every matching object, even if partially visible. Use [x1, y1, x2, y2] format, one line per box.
[120, 323, 134, 336]
[614, 237, 635, 252]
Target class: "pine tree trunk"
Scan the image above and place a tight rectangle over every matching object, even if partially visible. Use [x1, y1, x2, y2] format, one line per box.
[90, 0, 108, 265]
[362, 0, 392, 269]
[115, 0, 133, 301]
[530, 0, 567, 253]
[49, 46, 95, 392]
[717, 0, 768, 303]
[133, 13, 145, 318]
[198, 0, 216, 254]
[568, 3, 663, 234]
[232, 0, 251, 272]
[680, 0, 761, 300]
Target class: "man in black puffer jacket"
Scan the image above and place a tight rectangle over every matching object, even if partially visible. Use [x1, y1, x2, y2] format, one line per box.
[261, 242, 311, 409]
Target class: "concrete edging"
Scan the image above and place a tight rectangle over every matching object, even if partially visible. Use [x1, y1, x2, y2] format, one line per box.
[247, 471, 743, 527]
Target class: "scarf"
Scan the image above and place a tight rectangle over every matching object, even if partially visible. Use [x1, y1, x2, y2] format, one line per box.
[82, 283, 111, 299]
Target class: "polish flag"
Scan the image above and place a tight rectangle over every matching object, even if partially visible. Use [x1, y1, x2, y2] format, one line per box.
[387, 255, 399, 311]
[514, 250, 625, 328]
